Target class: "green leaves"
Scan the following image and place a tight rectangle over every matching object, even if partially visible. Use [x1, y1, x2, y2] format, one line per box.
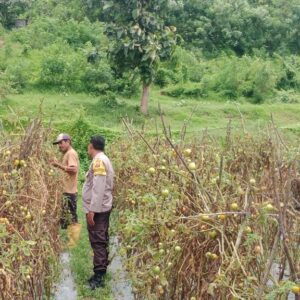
[104, 0, 177, 84]
[166, 0, 300, 56]
[102, 1, 177, 113]
[132, 9, 140, 20]
[102, 1, 113, 11]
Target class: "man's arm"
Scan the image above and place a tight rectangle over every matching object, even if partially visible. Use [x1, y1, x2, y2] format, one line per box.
[51, 161, 77, 173]
[87, 158, 107, 226]
[51, 152, 78, 174]
[89, 175, 106, 212]
[87, 175, 106, 226]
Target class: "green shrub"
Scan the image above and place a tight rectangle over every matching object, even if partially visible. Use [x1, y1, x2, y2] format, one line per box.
[275, 90, 300, 103]
[163, 83, 205, 98]
[0, 41, 15, 71]
[275, 55, 300, 91]
[40, 57, 66, 86]
[250, 63, 277, 103]
[169, 47, 203, 82]
[112, 71, 140, 97]
[39, 43, 86, 91]
[156, 47, 203, 85]
[5, 61, 31, 91]
[98, 92, 120, 109]
[11, 18, 60, 49]
[213, 60, 240, 99]
[154, 68, 179, 87]
[200, 55, 278, 103]
[26, 0, 87, 22]
[161, 54, 290, 103]
[183, 86, 205, 98]
[163, 86, 185, 98]
[82, 60, 114, 94]
[10, 17, 104, 50]
[0, 71, 15, 100]
[59, 19, 101, 48]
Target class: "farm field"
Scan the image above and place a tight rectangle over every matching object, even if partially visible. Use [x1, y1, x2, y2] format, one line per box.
[1, 94, 300, 300]
[1, 0, 300, 299]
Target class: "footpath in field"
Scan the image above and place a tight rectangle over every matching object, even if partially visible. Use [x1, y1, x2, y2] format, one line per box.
[109, 236, 134, 300]
[53, 252, 77, 300]
[53, 237, 134, 300]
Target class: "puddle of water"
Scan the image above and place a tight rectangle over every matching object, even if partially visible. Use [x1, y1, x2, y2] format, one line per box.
[109, 236, 134, 300]
[53, 252, 77, 300]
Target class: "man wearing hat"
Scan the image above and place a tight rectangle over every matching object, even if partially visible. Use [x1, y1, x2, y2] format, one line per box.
[52, 133, 80, 229]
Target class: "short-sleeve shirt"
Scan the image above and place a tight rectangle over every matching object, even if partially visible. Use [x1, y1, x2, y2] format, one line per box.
[62, 148, 79, 194]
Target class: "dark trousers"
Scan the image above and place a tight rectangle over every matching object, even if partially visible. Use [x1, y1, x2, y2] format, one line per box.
[61, 193, 78, 229]
[87, 211, 111, 272]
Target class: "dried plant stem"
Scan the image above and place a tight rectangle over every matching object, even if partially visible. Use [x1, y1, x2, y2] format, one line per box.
[256, 228, 281, 298]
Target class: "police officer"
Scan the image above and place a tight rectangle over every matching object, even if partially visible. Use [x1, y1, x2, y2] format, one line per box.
[82, 135, 114, 290]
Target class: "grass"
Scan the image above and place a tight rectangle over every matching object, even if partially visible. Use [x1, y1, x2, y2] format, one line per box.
[1, 88, 300, 139]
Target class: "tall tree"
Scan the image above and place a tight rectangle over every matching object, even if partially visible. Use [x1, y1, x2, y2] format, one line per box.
[103, 0, 177, 114]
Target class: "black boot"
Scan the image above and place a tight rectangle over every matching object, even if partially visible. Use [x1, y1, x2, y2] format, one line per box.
[88, 270, 106, 290]
[87, 272, 104, 284]
[87, 274, 95, 284]
[87, 270, 106, 283]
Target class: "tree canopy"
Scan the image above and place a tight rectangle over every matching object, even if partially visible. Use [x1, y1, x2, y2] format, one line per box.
[167, 0, 300, 56]
[103, 0, 177, 114]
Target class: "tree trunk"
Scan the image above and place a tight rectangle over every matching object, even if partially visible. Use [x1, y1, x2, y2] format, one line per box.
[140, 83, 150, 115]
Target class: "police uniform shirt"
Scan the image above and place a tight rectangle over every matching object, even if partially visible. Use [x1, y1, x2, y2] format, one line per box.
[82, 152, 114, 213]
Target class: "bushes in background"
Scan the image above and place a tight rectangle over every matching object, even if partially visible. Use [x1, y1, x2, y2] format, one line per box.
[0, 14, 300, 104]
[10, 17, 105, 50]
[163, 53, 300, 103]
[0, 17, 141, 96]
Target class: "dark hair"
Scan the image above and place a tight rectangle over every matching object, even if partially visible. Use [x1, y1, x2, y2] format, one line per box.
[90, 136, 105, 151]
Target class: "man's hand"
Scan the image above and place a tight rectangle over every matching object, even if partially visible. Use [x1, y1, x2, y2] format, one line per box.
[51, 160, 59, 168]
[87, 212, 95, 227]
[51, 160, 68, 172]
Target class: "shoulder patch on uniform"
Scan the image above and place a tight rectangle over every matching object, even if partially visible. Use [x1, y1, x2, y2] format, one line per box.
[93, 158, 107, 176]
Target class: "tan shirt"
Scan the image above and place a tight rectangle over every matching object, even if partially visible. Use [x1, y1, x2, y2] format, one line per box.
[62, 148, 79, 194]
[82, 152, 114, 213]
